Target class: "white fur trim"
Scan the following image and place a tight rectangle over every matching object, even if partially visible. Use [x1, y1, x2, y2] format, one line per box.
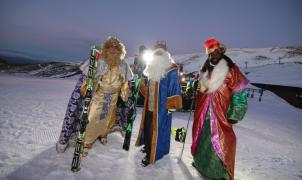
[199, 59, 229, 93]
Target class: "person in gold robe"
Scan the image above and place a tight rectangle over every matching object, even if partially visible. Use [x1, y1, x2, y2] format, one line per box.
[82, 36, 133, 149]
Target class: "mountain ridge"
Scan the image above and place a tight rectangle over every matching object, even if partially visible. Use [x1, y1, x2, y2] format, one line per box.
[0, 47, 301, 87]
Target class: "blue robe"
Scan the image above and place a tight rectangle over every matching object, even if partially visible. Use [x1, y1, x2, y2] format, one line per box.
[135, 64, 182, 163]
[58, 74, 85, 146]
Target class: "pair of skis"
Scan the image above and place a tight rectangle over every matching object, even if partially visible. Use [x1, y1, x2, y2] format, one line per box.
[71, 46, 100, 172]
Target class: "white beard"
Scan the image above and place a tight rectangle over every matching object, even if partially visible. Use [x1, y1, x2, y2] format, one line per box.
[143, 49, 174, 81]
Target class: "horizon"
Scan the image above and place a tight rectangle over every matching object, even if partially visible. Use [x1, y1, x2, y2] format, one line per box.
[1, 46, 302, 64]
[1, 0, 302, 62]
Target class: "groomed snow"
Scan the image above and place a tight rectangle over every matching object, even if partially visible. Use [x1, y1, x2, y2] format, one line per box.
[0, 73, 301, 180]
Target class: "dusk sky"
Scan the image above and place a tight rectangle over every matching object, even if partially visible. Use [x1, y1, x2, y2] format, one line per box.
[0, 0, 302, 61]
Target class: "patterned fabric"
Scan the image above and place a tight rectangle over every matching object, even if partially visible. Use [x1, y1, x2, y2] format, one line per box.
[116, 91, 133, 131]
[58, 74, 85, 145]
[57, 74, 131, 147]
[99, 93, 113, 120]
[117, 78, 138, 132]
[57, 58, 133, 151]
[83, 64, 132, 144]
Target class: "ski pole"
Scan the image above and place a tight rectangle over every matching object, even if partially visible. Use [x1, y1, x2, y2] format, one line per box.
[179, 85, 197, 160]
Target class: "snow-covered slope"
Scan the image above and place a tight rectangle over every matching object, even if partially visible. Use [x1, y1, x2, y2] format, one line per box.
[1, 47, 302, 85]
[0, 61, 82, 78]
[165, 47, 302, 74]
[245, 62, 302, 87]
[0, 72, 301, 180]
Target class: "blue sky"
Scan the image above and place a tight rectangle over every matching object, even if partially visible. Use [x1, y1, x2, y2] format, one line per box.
[0, 0, 301, 61]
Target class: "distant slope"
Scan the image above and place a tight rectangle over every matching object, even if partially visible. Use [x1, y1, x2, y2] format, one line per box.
[0, 61, 82, 78]
[170, 47, 302, 73]
[1, 47, 301, 85]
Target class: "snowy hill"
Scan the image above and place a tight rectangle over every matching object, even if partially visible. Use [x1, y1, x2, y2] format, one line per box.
[165, 46, 302, 74]
[0, 61, 82, 78]
[1, 47, 301, 87]
[127, 47, 300, 73]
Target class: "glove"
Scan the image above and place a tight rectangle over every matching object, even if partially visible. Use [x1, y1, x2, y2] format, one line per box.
[168, 109, 176, 114]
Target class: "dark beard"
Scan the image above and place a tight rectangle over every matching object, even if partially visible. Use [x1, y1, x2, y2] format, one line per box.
[201, 55, 234, 73]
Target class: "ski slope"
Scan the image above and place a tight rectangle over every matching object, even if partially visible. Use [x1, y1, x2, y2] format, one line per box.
[0, 72, 301, 180]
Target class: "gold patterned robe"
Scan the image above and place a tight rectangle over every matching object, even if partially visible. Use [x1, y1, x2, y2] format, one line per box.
[82, 60, 133, 144]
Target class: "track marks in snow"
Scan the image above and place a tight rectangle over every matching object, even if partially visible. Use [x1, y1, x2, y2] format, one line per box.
[32, 129, 60, 145]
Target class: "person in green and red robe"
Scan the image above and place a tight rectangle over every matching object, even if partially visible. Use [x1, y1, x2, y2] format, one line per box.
[192, 38, 249, 180]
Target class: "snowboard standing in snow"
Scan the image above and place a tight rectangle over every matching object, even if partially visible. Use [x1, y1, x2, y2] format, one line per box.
[123, 76, 140, 150]
[71, 46, 100, 172]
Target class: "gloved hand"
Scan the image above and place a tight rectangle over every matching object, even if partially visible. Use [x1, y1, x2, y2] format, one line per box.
[168, 109, 176, 114]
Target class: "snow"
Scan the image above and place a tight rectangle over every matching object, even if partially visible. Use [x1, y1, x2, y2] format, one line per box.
[0, 74, 193, 180]
[244, 62, 302, 87]
[0, 49, 302, 179]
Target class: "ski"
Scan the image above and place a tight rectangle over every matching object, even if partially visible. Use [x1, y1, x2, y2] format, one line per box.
[71, 45, 100, 172]
[122, 76, 140, 151]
